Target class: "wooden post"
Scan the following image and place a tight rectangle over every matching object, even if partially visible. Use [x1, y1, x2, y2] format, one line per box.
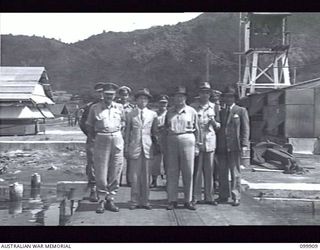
[31, 173, 41, 189]
[9, 183, 23, 201]
[59, 199, 66, 226]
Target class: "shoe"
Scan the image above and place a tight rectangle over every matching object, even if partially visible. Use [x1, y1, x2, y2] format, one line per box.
[142, 204, 152, 210]
[184, 202, 196, 210]
[216, 198, 228, 204]
[96, 200, 105, 214]
[232, 199, 240, 206]
[167, 202, 178, 210]
[89, 189, 99, 202]
[206, 200, 218, 206]
[129, 204, 139, 210]
[105, 200, 120, 212]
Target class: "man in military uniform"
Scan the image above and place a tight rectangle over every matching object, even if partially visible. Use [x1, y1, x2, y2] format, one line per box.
[211, 90, 222, 191]
[117, 86, 135, 187]
[216, 87, 250, 206]
[165, 86, 200, 210]
[150, 94, 169, 188]
[79, 82, 105, 202]
[125, 88, 158, 210]
[191, 82, 220, 205]
[86, 83, 125, 213]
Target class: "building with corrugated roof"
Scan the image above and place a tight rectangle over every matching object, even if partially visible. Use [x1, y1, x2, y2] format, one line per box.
[0, 66, 55, 135]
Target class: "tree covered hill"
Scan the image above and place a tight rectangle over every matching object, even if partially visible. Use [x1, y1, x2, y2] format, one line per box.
[2, 13, 320, 100]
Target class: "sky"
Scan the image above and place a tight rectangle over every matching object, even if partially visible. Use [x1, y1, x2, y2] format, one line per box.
[0, 13, 202, 43]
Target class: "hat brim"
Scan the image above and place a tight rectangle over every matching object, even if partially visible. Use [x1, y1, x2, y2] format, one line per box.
[103, 90, 117, 94]
[159, 99, 168, 103]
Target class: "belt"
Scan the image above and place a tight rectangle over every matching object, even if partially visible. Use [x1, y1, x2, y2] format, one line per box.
[96, 131, 121, 135]
[168, 131, 194, 136]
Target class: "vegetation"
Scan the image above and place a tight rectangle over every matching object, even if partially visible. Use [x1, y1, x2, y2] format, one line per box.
[2, 13, 320, 100]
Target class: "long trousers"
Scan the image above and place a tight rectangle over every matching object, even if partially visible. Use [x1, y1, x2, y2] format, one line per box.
[130, 153, 151, 206]
[86, 137, 95, 183]
[167, 133, 195, 203]
[93, 132, 124, 201]
[218, 151, 241, 201]
[193, 151, 215, 202]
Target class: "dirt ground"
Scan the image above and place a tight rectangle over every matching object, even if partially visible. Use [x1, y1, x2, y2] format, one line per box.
[1, 119, 320, 200]
[0, 120, 88, 193]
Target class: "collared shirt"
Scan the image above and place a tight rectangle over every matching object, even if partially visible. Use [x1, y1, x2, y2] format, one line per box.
[86, 101, 125, 133]
[122, 102, 135, 114]
[191, 101, 216, 132]
[156, 109, 167, 128]
[165, 105, 198, 134]
[191, 101, 219, 152]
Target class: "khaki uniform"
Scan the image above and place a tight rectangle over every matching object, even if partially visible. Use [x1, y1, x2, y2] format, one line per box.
[86, 101, 125, 200]
[79, 102, 96, 183]
[125, 107, 158, 206]
[151, 109, 167, 176]
[165, 105, 199, 203]
[190, 101, 219, 202]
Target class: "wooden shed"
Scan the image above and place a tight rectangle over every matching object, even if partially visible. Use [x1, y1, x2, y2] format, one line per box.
[240, 77, 320, 143]
[0, 66, 55, 136]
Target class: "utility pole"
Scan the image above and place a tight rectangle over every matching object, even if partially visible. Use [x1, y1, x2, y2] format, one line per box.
[206, 47, 210, 82]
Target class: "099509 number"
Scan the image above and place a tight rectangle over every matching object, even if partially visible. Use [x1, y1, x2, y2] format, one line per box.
[300, 244, 318, 248]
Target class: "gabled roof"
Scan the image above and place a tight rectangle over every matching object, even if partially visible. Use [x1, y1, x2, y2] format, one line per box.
[0, 67, 48, 83]
[48, 103, 69, 115]
[0, 67, 54, 104]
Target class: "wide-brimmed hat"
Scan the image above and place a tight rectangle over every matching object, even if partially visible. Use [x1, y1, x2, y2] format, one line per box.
[172, 86, 187, 96]
[199, 81, 212, 91]
[94, 82, 106, 92]
[103, 82, 119, 94]
[221, 86, 237, 97]
[134, 88, 152, 99]
[118, 86, 132, 95]
[158, 94, 169, 103]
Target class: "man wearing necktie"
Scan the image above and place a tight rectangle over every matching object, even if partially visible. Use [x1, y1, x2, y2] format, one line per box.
[216, 87, 250, 206]
[125, 88, 158, 210]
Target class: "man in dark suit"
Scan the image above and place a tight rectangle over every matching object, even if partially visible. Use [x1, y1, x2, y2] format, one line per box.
[216, 87, 250, 206]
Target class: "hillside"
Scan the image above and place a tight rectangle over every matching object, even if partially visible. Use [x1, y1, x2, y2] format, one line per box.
[1, 13, 320, 100]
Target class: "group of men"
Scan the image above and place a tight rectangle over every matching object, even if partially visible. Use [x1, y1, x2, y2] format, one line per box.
[79, 81, 250, 214]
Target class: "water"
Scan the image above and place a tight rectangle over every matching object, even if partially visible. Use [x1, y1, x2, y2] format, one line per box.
[0, 185, 71, 226]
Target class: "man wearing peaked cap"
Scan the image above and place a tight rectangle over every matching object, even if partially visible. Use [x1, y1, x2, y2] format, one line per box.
[165, 85, 200, 210]
[150, 94, 169, 188]
[216, 86, 250, 206]
[86, 81, 126, 213]
[190, 82, 220, 206]
[78, 82, 108, 203]
[117, 85, 135, 187]
[125, 88, 158, 210]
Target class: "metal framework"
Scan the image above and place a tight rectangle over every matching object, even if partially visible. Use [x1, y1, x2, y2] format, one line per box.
[238, 13, 291, 98]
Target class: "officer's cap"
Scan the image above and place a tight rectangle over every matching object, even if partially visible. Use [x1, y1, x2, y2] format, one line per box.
[103, 82, 119, 94]
[94, 82, 106, 92]
[158, 95, 169, 103]
[119, 86, 132, 95]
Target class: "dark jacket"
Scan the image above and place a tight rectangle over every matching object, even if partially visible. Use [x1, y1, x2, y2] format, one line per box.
[79, 102, 96, 136]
